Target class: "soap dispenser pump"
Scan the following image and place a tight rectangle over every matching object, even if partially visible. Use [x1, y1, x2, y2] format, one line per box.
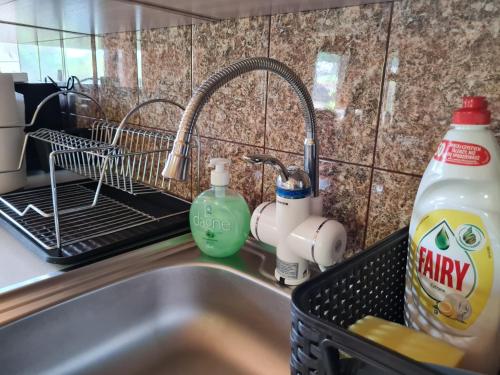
[189, 158, 251, 258]
[209, 158, 230, 189]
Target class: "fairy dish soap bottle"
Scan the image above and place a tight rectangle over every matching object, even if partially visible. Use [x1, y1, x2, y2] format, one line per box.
[190, 158, 250, 257]
[405, 97, 500, 374]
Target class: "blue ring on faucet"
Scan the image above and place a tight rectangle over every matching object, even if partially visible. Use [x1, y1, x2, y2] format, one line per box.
[276, 187, 311, 199]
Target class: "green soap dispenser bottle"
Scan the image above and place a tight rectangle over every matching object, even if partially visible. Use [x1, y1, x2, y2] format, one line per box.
[190, 158, 250, 257]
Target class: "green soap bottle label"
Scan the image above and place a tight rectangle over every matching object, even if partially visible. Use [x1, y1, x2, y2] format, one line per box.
[192, 205, 232, 234]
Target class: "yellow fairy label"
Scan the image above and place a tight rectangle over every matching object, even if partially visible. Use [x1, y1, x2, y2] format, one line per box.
[410, 210, 493, 330]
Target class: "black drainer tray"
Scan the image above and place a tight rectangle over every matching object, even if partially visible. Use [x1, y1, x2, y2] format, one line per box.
[0, 180, 190, 266]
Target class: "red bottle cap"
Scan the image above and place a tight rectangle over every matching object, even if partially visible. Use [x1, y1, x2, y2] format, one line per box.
[452, 96, 491, 125]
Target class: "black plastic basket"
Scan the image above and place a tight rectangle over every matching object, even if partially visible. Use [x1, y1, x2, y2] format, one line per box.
[291, 227, 447, 375]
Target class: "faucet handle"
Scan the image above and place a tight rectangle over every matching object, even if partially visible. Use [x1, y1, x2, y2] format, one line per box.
[242, 154, 289, 181]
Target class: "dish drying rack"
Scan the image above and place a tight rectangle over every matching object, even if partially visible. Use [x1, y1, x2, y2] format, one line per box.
[0, 91, 200, 252]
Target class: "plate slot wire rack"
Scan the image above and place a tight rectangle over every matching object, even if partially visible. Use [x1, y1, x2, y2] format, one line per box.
[0, 94, 199, 250]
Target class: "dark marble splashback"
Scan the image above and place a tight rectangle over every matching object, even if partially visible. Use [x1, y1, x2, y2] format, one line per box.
[193, 17, 269, 146]
[267, 4, 391, 166]
[376, 0, 500, 175]
[139, 25, 192, 132]
[60, 0, 499, 254]
[96, 31, 140, 124]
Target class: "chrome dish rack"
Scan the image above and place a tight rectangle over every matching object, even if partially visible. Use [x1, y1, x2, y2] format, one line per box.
[0, 92, 199, 252]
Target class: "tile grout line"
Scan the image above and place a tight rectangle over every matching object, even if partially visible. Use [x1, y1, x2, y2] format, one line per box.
[91, 35, 98, 90]
[15, 39, 21, 81]
[190, 24, 195, 200]
[261, 15, 272, 202]
[190, 24, 194, 97]
[372, 166, 422, 179]
[362, 1, 394, 249]
[175, 133, 423, 178]
[35, 29, 42, 82]
[195, 135, 423, 178]
[264, 146, 374, 169]
[59, 32, 67, 80]
[135, 31, 142, 126]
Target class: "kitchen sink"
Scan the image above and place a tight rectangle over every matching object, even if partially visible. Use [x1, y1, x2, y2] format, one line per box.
[0, 237, 291, 375]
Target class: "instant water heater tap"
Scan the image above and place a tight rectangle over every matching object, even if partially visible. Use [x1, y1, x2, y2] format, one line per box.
[244, 154, 347, 286]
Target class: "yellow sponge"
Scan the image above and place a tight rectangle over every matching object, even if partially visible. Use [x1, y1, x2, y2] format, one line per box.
[348, 316, 465, 368]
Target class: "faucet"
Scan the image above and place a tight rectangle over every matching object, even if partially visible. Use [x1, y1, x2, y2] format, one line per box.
[162, 57, 346, 285]
[162, 56, 319, 198]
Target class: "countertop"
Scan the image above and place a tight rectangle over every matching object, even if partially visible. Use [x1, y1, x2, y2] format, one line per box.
[0, 171, 84, 293]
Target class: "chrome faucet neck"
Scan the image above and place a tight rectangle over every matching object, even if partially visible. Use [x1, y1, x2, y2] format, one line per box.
[163, 57, 319, 197]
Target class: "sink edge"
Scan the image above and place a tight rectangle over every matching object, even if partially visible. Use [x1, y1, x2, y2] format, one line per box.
[0, 235, 290, 326]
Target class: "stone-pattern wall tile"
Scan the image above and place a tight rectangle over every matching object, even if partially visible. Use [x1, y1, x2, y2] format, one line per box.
[97, 32, 139, 123]
[98, 85, 139, 123]
[69, 83, 100, 119]
[139, 26, 191, 131]
[99, 32, 137, 87]
[267, 4, 391, 165]
[319, 160, 371, 256]
[65, 0, 499, 255]
[366, 170, 421, 246]
[71, 114, 96, 129]
[195, 137, 264, 210]
[63, 36, 94, 77]
[262, 150, 371, 256]
[376, 0, 500, 174]
[192, 17, 269, 146]
[63, 36, 98, 118]
[162, 177, 193, 201]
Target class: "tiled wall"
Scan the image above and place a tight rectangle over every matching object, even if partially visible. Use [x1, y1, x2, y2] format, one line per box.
[68, 0, 499, 255]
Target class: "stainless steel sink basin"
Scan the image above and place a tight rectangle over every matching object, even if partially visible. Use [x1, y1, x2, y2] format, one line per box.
[0, 237, 291, 375]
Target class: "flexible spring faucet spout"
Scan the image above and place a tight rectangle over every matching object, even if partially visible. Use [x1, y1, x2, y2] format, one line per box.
[162, 57, 319, 196]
